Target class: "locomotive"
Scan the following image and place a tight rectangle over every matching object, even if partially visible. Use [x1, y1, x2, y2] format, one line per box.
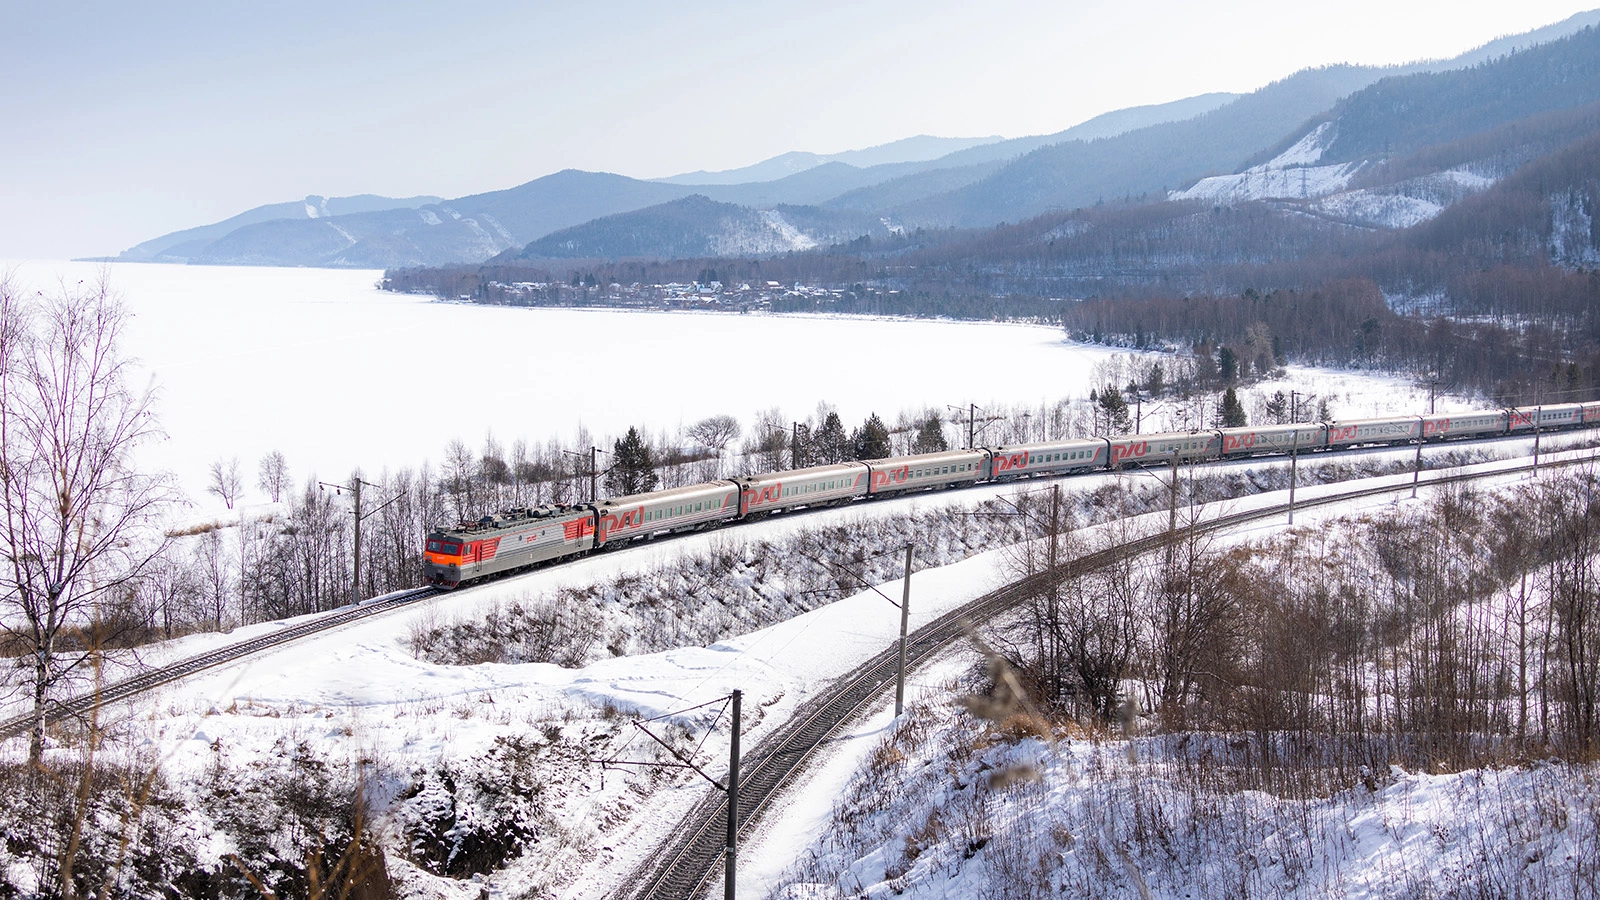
[423, 401, 1600, 588]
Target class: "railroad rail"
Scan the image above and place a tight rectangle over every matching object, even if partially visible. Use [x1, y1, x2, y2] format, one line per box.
[619, 455, 1589, 900]
[0, 586, 439, 743]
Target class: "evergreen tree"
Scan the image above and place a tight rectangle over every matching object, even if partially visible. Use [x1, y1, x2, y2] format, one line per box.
[1098, 386, 1132, 433]
[1219, 387, 1248, 428]
[1145, 362, 1165, 396]
[1265, 390, 1288, 423]
[852, 413, 891, 460]
[814, 411, 848, 464]
[911, 416, 948, 454]
[606, 427, 658, 496]
[1218, 346, 1239, 384]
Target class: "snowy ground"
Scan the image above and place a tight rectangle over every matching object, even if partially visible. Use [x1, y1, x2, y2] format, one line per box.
[12, 433, 1597, 897]
[2, 260, 1140, 501]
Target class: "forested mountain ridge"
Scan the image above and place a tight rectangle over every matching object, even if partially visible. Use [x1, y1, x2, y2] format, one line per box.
[117, 12, 1600, 268]
[514, 196, 896, 261]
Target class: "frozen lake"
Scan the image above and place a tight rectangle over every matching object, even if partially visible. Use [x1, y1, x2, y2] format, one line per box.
[4, 261, 1136, 501]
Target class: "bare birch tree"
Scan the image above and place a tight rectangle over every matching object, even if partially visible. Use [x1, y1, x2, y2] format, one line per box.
[0, 275, 175, 762]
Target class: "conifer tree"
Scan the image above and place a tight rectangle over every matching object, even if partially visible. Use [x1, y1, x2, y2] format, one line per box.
[1098, 386, 1132, 433]
[606, 426, 659, 496]
[814, 411, 848, 464]
[852, 413, 891, 460]
[911, 416, 948, 454]
[1219, 387, 1248, 428]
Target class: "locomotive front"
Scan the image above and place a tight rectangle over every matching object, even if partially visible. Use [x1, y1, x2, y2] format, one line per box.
[423, 531, 470, 588]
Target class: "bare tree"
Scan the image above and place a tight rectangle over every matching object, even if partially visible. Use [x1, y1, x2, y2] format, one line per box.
[257, 450, 290, 503]
[207, 456, 242, 509]
[686, 414, 741, 455]
[0, 275, 176, 762]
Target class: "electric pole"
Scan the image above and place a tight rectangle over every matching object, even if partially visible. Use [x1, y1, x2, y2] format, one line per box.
[597, 691, 744, 899]
[725, 689, 741, 900]
[562, 447, 605, 502]
[896, 544, 913, 717]
[1289, 390, 1300, 524]
[319, 475, 404, 606]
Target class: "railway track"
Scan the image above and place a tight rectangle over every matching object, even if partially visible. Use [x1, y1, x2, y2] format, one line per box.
[619, 455, 1586, 900]
[0, 586, 439, 743]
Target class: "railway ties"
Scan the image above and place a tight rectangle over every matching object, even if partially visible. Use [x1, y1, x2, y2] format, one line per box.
[0, 586, 440, 744]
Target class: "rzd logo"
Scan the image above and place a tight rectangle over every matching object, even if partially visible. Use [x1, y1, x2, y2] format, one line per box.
[744, 483, 783, 506]
[601, 507, 644, 539]
[993, 453, 1028, 472]
[1224, 433, 1256, 452]
[1329, 425, 1357, 442]
[872, 466, 910, 489]
[1112, 441, 1147, 464]
[1424, 419, 1450, 437]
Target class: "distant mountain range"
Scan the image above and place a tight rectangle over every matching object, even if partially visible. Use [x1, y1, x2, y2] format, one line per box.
[112, 10, 1600, 269]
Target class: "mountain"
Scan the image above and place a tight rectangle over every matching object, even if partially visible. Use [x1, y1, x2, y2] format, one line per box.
[117, 194, 440, 263]
[511, 195, 893, 261]
[1170, 27, 1600, 232]
[178, 172, 700, 268]
[118, 11, 1600, 269]
[653, 135, 1004, 185]
[878, 65, 1393, 228]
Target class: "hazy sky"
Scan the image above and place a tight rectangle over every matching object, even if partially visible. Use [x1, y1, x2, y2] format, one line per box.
[4, 1, 1598, 259]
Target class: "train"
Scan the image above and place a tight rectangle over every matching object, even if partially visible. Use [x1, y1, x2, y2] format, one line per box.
[422, 401, 1600, 588]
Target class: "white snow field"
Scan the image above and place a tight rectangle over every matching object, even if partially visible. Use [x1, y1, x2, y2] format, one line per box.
[3, 260, 1138, 501]
[3, 261, 1468, 508]
[34, 437, 1598, 898]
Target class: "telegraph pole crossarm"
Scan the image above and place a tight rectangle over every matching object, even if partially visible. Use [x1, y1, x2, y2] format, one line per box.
[319, 475, 395, 606]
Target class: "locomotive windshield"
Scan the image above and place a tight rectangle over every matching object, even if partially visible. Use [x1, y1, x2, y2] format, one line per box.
[427, 540, 462, 555]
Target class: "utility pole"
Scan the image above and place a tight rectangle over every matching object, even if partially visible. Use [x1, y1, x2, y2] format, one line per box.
[1168, 451, 1179, 534]
[947, 403, 1002, 449]
[320, 475, 403, 606]
[562, 447, 604, 502]
[597, 693, 744, 898]
[791, 422, 809, 469]
[724, 689, 741, 900]
[896, 544, 913, 717]
[1429, 378, 1438, 415]
[1289, 391, 1300, 524]
[1412, 427, 1423, 499]
[1134, 390, 1142, 434]
[1534, 404, 1542, 476]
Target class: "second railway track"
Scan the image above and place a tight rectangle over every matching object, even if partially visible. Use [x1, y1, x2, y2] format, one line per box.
[619, 455, 1588, 900]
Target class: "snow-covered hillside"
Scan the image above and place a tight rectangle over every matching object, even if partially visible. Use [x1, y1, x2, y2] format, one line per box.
[1170, 123, 1367, 204]
[1168, 120, 1504, 230]
[7, 434, 1598, 897]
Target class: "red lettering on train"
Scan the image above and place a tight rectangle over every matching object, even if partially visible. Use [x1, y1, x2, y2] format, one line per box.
[1112, 441, 1147, 463]
[872, 466, 911, 489]
[743, 483, 783, 507]
[993, 453, 1028, 472]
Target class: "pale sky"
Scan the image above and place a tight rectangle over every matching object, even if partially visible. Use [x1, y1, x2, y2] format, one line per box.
[3, 1, 1597, 260]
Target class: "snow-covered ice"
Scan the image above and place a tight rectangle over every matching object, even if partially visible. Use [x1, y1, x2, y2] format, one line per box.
[4, 261, 1144, 501]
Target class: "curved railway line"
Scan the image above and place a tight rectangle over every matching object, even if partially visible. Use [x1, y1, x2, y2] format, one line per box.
[0, 444, 1591, 896]
[0, 586, 439, 743]
[618, 455, 1591, 900]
